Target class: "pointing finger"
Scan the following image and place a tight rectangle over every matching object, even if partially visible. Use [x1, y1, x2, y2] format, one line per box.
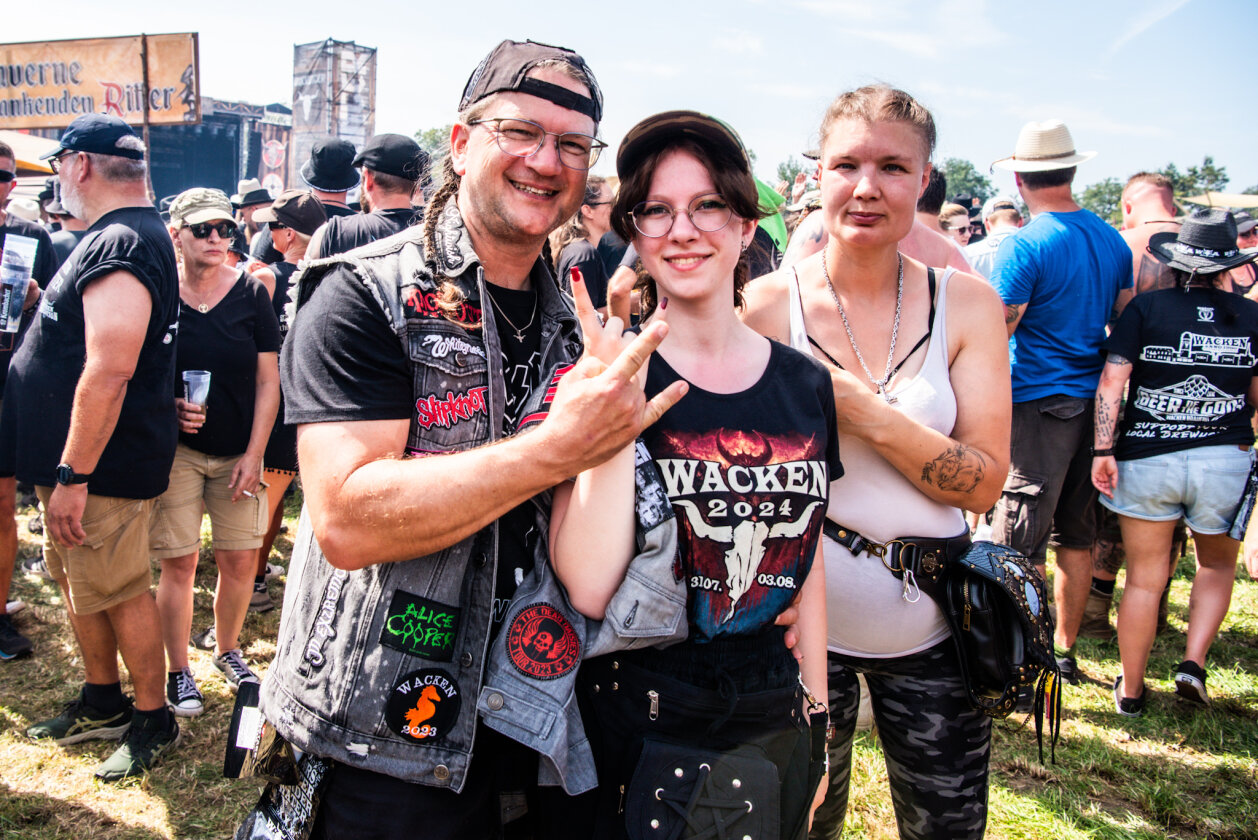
[640, 380, 688, 429]
[604, 319, 669, 383]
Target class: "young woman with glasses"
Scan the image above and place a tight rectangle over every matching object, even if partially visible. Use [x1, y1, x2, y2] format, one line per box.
[551, 112, 838, 840]
[151, 188, 280, 717]
[741, 86, 1010, 839]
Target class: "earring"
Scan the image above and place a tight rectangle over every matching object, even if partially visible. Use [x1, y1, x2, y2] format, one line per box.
[740, 240, 749, 253]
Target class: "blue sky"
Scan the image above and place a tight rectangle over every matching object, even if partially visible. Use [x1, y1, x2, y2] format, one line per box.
[21, 0, 1258, 197]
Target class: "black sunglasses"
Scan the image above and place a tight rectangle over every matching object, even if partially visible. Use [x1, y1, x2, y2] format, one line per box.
[0, 170, 14, 183]
[186, 221, 236, 239]
[267, 222, 288, 231]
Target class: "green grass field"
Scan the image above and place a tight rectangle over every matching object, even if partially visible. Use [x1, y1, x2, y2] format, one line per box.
[1, 495, 1256, 839]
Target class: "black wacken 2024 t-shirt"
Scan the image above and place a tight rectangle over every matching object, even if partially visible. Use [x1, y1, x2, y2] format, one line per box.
[1106, 285, 1258, 460]
[0, 206, 179, 497]
[176, 270, 281, 456]
[642, 340, 841, 642]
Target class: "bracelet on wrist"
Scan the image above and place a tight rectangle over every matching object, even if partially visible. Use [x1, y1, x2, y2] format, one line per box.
[1092, 447, 1115, 457]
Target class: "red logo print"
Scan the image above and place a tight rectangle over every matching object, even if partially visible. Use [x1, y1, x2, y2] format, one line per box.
[415, 387, 489, 430]
[505, 604, 580, 680]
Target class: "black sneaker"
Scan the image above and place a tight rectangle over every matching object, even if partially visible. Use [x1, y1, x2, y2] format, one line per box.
[1055, 650, 1080, 685]
[213, 648, 259, 689]
[1173, 660, 1210, 705]
[94, 712, 180, 781]
[0, 614, 32, 660]
[26, 692, 133, 745]
[166, 667, 204, 717]
[23, 556, 52, 581]
[1113, 675, 1146, 717]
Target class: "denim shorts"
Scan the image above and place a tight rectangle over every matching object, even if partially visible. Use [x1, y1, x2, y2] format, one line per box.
[1100, 445, 1252, 535]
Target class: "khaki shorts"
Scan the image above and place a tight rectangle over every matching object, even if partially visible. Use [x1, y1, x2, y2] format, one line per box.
[150, 444, 269, 558]
[36, 486, 156, 616]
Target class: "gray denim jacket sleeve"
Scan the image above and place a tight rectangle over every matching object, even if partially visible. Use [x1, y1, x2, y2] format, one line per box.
[478, 439, 686, 794]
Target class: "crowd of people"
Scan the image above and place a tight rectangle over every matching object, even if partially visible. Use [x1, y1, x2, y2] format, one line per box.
[0, 36, 1255, 840]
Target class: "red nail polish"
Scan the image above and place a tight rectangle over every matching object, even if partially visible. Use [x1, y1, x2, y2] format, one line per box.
[661, 297, 668, 310]
[570, 266, 581, 283]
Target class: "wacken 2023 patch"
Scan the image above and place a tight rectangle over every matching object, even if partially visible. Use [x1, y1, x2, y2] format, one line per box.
[505, 603, 581, 680]
[385, 668, 461, 743]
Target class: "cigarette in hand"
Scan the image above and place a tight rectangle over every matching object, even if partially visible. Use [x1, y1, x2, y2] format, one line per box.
[242, 490, 256, 498]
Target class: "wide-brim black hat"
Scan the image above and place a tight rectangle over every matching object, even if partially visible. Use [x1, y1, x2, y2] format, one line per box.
[1148, 207, 1258, 274]
[300, 137, 361, 192]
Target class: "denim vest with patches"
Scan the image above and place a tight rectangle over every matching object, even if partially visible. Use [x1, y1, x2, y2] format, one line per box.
[261, 205, 686, 795]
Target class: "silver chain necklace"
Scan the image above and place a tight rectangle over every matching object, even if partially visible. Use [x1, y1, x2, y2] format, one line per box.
[821, 251, 903, 404]
[487, 288, 537, 343]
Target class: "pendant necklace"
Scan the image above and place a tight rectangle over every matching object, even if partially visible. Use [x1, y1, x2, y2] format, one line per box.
[488, 288, 537, 343]
[821, 251, 903, 404]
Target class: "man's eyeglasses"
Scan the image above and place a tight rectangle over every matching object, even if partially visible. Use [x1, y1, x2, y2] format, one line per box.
[631, 194, 733, 238]
[467, 117, 606, 171]
[47, 151, 79, 174]
[186, 221, 236, 239]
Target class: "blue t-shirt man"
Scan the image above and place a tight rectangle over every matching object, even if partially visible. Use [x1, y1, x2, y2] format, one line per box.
[992, 209, 1132, 402]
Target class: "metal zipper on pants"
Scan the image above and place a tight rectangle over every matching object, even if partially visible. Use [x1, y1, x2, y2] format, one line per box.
[648, 689, 659, 721]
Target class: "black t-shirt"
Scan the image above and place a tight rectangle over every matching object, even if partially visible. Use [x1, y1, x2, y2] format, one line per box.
[49, 228, 88, 267]
[270, 261, 298, 335]
[485, 282, 543, 629]
[318, 207, 421, 257]
[597, 230, 628, 278]
[642, 340, 841, 642]
[176, 270, 281, 456]
[555, 239, 608, 310]
[0, 218, 61, 392]
[0, 206, 179, 497]
[1106, 286, 1258, 460]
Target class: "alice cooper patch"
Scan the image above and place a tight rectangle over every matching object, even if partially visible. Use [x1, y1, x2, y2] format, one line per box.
[505, 604, 580, 680]
[378, 591, 460, 661]
[385, 669, 461, 743]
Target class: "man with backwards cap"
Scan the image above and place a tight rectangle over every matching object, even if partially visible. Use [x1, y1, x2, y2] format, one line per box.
[307, 133, 431, 258]
[248, 40, 683, 838]
[2, 114, 180, 780]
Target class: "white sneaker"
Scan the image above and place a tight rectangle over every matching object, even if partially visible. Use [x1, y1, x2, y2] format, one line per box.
[264, 562, 284, 582]
[6, 599, 26, 615]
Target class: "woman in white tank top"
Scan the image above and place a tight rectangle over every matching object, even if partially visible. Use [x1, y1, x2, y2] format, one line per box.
[742, 87, 1011, 840]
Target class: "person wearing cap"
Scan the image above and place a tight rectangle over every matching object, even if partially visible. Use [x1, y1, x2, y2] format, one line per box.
[230, 178, 274, 247]
[150, 188, 279, 718]
[242, 189, 325, 616]
[552, 109, 836, 839]
[0, 140, 59, 662]
[248, 138, 358, 266]
[989, 119, 1133, 686]
[1091, 208, 1258, 716]
[1226, 210, 1258, 296]
[247, 40, 683, 839]
[307, 133, 430, 259]
[963, 196, 1022, 279]
[1, 113, 181, 780]
[743, 84, 1009, 840]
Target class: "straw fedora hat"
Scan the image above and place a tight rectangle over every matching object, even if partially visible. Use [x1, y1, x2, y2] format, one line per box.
[992, 120, 1096, 172]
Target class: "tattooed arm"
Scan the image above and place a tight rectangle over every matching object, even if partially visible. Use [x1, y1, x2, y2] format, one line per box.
[828, 268, 1012, 512]
[1091, 354, 1132, 498]
[1003, 302, 1026, 337]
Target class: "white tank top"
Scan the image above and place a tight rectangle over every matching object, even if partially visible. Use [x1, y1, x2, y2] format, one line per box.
[787, 268, 967, 657]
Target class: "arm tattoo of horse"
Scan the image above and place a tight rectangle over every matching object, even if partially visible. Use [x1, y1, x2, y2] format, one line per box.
[920, 444, 985, 493]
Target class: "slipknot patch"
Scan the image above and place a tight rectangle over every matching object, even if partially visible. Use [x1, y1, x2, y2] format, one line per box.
[416, 387, 489, 430]
[505, 604, 580, 680]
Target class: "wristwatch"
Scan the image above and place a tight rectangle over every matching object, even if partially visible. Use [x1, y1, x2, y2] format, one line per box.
[55, 463, 92, 485]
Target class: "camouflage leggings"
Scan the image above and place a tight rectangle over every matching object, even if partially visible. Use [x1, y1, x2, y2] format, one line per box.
[808, 641, 991, 840]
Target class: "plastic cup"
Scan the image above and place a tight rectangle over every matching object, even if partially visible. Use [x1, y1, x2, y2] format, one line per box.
[182, 370, 211, 408]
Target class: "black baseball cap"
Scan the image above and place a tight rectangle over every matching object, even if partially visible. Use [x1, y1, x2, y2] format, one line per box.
[460, 40, 602, 122]
[617, 111, 751, 180]
[41, 114, 144, 161]
[252, 189, 327, 236]
[1234, 211, 1257, 236]
[353, 134, 430, 181]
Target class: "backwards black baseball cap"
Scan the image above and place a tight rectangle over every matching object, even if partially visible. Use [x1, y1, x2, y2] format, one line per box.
[353, 134, 431, 181]
[41, 113, 144, 161]
[460, 40, 602, 123]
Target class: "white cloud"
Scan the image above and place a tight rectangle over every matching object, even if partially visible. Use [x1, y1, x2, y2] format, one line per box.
[1105, 0, 1194, 59]
[839, 0, 1002, 60]
[1003, 102, 1167, 139]
[713, 30, 764, 55]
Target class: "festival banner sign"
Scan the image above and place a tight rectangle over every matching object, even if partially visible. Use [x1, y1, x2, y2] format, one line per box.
[0, 34, 200, 130]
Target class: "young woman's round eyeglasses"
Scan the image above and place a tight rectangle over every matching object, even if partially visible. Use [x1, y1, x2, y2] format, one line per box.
[630, 194, 733, 238]
[467, 117, 606, 171]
